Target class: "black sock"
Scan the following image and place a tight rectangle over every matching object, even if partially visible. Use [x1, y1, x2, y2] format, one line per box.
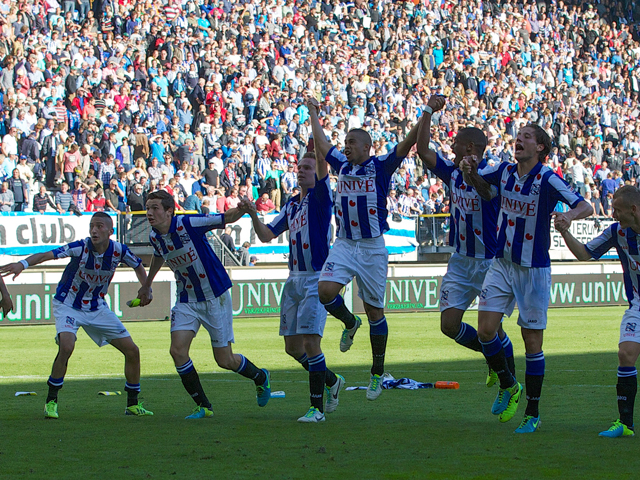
[524, 374, 544, 417]
[370, 335, 387, 376]
[481, 336, 514, 389]
[124, 382, 140, 407]
[309, 370, 326, 412]
[617, 368, 638, 428]
[46, 376, 64, 403]
[325, 368, 338, 388]
[506, 356, 517, 378]
[235, 355, 267, 385]
[454, 322, 482, 352]
[176, 360, 211, 408]
[296, 353, 310, 371]
[323, 295, 356, 329]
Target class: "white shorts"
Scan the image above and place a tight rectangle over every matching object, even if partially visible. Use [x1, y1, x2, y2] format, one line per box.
[478, 257, 550, 330]
[620, 310, 640, 344]
[170, 290, 234, 347]
[280, 272, 327, 336]
[53, 299, 130, 347]
[319, 236, 388, 308]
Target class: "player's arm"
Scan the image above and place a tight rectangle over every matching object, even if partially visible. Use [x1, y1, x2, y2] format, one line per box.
[0, 251, 55, 280]
[138, 254, 164, 306]
[552, 200, 593, 233]
[224, 205, 247, 225]
[0, 276, 13, 316]
[307, 97, 332, 161]
[247, 202, 277, 243]
[416, 96, 446, 169]
[396, 117, 422, 159]
[460, 157, 496, 201]
[314, 147, 328, 179]
[132, 262, 151, 303]
[553, 214, 593, 261]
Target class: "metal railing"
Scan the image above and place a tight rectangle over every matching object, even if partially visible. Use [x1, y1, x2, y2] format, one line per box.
[415, 214, 454, 253]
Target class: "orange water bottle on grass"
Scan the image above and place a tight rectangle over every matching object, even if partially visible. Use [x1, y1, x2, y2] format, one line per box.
[435, 381, 460, 389]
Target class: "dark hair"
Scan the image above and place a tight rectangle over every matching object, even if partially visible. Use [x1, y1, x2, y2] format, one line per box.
[348, 128, 372, 148]
[91, 212, 113, 228]
[613, 185, 640, 207]
[147, 189, 175, 214]
[457, 127, 488, 157]
[525, 124, 551, 161]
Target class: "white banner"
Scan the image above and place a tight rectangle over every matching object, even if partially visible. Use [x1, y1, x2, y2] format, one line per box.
[550, 218, 617, 260]
[228, 214, 419, 262]
[0, 212, 118, 256]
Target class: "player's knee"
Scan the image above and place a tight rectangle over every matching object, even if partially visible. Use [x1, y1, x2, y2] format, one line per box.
[58, 342, 75, 359]
[364, 304, 383, 321]
[214, 355, 236, 371]
[169, 345, 188, 364]
[302, 335, 322, 356]
[618, 347, 637, 367]
[124, 344, 140, 363]
[285, 343, 304, 359]
[317, 284, 334, 305]
[440, 320, 458, 339]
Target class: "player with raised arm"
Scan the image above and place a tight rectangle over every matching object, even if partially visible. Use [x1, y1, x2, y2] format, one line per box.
[247, 149, 344, 423]
[138, 190, 270, 419]
[0, 213, 153, 419]
[461, 125, 593, 432]
[307, 96, 422, 401]
[555, 185, 640, 438]
[415, 95, 516, 386]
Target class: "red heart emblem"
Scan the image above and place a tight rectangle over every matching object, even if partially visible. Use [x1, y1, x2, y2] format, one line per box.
[182, 272, 189, 277]
[349, 200, 356, 207]
[177, 226, 184, 231]
[496, 226, 500, 232]
[508, 219, 515, 227]
[88, 289, 93, 294]
[199, 274, 206, 278]
[292, 239, 296, 245]
[114, 251, 120, 257]
[537, 174, 542, 180]
[303, 243, 309, 249]
[460, 235, 465, 241]
[168, 245, 174, 251]
[369, 209, 376, 215]
[507, 241, 511, 247]
[84, 248, 88, 253]
[351, 220, 358, 227]
[620, 230, 626, 237]
[186, 285, 193, 289]
[100, 293, 105, 298]
[460, 184, 466, 190]
[525, 233, 533, 240]
[83, 300, 89, 304]
[337, 210, 343, 216]
[72, 286, 78, 292]
[293, 259, 298, 265]
[515, 185, 521, 192]
[474, 229, 481, 235]
[95, 264, 100, 269]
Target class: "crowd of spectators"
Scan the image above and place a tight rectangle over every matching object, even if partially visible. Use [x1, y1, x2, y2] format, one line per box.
[0, 0, 639, 226]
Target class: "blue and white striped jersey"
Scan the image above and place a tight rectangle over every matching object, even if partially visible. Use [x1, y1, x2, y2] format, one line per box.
[150, 214, 232, 302]
[267, 175, 332, 272]
[52, 238, 141, 312]
[480, 162, 584, 268]
[326, 145, 404, 240]
[431, 155, 499, 259]
[586, 224, 639, 309]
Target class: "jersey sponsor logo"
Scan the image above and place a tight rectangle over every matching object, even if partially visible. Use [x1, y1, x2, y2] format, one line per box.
[166, 247, 198, 269]
[289, 211, 308, 234]
[336, 178, 375, 194]
[625, 322, 637, 332]
[501, 196, 537, 216]
[451, 192, 480, 212]
[78, 270, 114, 284]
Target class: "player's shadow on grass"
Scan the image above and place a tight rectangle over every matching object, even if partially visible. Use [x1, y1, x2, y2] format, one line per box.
[2, 351, 621, 422]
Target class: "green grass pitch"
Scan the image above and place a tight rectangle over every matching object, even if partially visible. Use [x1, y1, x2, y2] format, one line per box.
[1, 307, 640, 479]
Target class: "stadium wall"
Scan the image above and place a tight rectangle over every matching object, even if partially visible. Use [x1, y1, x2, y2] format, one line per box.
[0, 263, 627, 326]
